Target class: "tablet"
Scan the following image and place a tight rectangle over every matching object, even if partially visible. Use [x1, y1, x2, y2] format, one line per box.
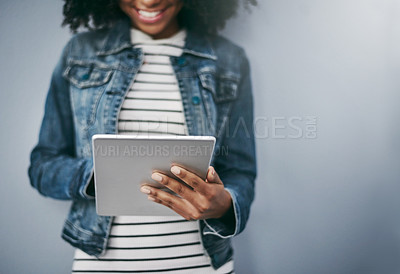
[92, 134, 216, 216]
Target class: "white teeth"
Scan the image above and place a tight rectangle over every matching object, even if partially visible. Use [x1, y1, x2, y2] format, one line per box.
[138, 10, 162, 18]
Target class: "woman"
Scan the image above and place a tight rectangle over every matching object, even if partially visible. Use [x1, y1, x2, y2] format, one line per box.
[29, 0, 257, 272]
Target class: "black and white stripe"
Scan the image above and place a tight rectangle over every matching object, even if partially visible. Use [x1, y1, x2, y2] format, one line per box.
[72, 216, 234, 273]
[117, 29, 188, 137]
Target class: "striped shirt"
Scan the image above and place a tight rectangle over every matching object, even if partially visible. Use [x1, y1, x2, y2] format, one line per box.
[72, 28, 234, 274]
[118, 28, 188, 137]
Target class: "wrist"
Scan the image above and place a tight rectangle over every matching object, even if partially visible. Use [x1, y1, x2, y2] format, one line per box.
[217, 189, 233, 219]
[219, 190, 235, 223]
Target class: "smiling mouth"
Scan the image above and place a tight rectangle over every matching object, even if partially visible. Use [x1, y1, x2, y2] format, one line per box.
[137, 9, 164, 18]
[133, 6, 170, 24]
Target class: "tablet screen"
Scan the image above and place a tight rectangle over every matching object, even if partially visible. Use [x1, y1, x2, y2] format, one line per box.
[92, 134, 216, 216]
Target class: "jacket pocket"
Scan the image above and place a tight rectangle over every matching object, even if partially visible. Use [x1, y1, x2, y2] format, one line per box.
[199, 70, 240, 137]
[199, 71, 240, 103]
[63, 62, 114, 131]
[63, 63, 113, 89]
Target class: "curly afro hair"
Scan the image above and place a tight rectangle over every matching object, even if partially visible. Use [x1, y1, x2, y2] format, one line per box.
[62, 0, 257, 34]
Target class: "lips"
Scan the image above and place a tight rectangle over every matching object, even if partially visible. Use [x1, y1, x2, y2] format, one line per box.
[135, 7, 168, 23]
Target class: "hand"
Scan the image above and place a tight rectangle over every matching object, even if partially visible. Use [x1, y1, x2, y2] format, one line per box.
[140, 166, 233, 220]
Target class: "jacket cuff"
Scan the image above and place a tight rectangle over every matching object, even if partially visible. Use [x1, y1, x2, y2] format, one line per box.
[76, 158, 95, 200]
[202, 188, 239, 238]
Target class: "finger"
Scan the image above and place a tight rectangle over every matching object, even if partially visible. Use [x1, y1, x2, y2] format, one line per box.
[206, 166, 223, 184]
[170, 166, 210, 195]
[148, 196, 192, 221]
[151, 172, 193, 198]
[141, 185, 189, 218]
[148, 187, 199, 220]
[151, 172, 207, 208]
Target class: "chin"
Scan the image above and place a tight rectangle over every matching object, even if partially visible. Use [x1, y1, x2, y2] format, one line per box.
[137, 25, 166, 36]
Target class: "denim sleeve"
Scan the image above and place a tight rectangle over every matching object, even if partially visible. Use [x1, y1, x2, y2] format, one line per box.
[203, 50, 257, 238]
[28, 40, 94, 201]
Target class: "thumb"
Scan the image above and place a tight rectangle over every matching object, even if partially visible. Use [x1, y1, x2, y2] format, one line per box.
[206, 166, 222, 184]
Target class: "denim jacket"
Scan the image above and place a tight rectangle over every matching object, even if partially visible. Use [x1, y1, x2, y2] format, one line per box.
[28, 18, 256, 269]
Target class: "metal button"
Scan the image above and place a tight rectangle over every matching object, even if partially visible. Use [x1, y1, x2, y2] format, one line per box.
[192, 95, 200, 105]
[177, 57, 186, 66]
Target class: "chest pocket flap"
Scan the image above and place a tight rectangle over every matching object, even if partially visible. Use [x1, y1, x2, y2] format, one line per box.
[199, 71, 240, 103]
[63, 63, 113, 89]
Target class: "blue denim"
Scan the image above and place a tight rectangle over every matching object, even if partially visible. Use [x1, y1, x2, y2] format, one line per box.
[28, 18, 257, 269]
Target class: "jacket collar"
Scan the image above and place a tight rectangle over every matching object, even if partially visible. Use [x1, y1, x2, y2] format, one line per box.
[97, 17, 217, 60]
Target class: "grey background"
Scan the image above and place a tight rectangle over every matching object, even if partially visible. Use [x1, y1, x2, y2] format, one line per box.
[1, 0, 399, 273]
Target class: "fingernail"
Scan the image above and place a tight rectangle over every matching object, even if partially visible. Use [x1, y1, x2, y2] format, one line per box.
[171, 166, 180, 175]
[140, 186, 151, 194]
[151, 173, 163, 182]
[210, 167, 215, 176]
[148, 196, 156, 201]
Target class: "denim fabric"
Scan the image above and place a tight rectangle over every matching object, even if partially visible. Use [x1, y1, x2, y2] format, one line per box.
[28, 17, 257, 269]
